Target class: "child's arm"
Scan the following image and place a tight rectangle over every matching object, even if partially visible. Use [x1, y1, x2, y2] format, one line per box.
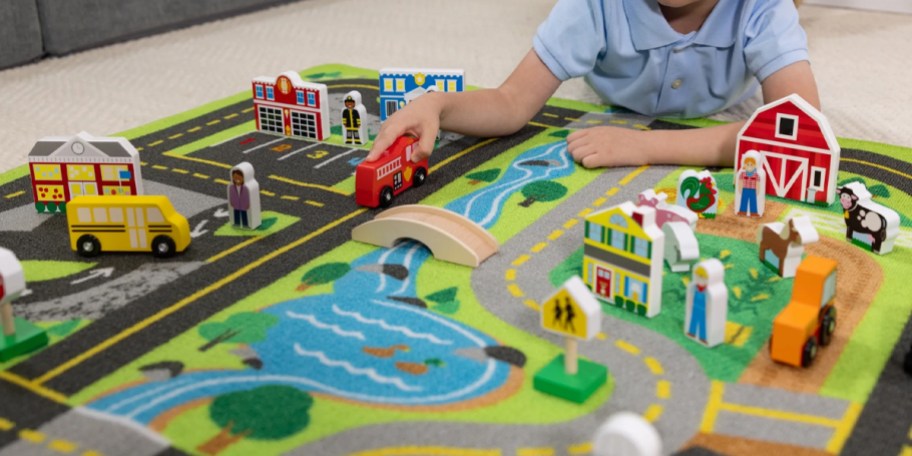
[567, 60, 820, 168]
[366, 50, 561, 162]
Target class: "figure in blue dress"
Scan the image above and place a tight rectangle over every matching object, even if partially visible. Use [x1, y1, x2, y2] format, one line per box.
[685, 259, 727, 348]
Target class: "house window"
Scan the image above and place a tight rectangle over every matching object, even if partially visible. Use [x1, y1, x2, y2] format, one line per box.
[625, 277, 647, 303]
[266, 87, 274, 100]
[383, 79, 393, 92]
[255, 85, 264, 99]
[586, 222, 602, 242]
[633, 237, 650, 258]
[436, 80, 445, 92]
[611, 229, 626, 251]
[810, 166, 826, 191]
[448, 80, 457, 92]
[296, 91, 305, 105]
[775, 113, 799, 140]
[395, 78, 405, 92]
[307, 92, 316, 107]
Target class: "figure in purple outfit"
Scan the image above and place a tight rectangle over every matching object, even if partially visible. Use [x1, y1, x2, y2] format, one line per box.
[227, 162, 261, 230]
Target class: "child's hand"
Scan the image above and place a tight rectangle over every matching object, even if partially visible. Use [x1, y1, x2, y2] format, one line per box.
[567, 126, 648, 168]
[366, 94, 442, 163]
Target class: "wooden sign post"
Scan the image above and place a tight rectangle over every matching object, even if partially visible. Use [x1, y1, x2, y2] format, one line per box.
[534, 276, 608, 403]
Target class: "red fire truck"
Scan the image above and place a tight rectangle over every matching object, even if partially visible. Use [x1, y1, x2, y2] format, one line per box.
[355, 135, 428, 208]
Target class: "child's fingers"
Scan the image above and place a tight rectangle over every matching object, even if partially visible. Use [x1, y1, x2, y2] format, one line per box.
[412, 132, 437, 162]
[366, 127, 401, 161]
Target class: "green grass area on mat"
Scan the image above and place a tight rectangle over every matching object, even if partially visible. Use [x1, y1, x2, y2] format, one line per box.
[550, 234, 793, 382]
[213, 211, 299, 237]
[21, 260, 97, 283]
[821, 250, 912, 402]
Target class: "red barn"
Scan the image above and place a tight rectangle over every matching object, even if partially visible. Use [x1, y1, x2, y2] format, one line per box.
[735, 94, 840, 205]
[252, 71, 330, 141]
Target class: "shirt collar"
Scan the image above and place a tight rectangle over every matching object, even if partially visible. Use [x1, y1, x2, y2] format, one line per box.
[624, 0, 738, 51]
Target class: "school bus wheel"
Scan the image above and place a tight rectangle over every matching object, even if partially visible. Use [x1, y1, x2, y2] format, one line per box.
[820, 306, 836, 346]
[76, 235, 101, 257]
[151, 235, 177, 258]
[379, 187, 394, 208]
[413, 167, 427, 187]
[801, 338, 817, 368]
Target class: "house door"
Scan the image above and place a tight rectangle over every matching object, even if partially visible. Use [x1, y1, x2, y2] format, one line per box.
[762, 151, 808, 201]
[595, 266, 612, 299]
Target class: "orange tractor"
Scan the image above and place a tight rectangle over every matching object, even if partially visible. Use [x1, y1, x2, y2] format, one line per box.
[769, 256, 838, 368]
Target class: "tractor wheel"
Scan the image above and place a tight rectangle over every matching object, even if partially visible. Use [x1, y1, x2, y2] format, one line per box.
[820, 307, 837, 346]
[801, 338, 818, 368]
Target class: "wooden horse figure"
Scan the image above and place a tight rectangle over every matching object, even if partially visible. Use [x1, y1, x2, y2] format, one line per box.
[758, 216, 819, 278]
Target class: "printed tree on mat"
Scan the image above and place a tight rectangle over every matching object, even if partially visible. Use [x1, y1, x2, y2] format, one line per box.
[465, 169, 501, 185]
[197, 385, 314, 455]
[518, 181, 567, 207]
[425, 287, 460, 314]
[297, 262, 350, 292]
[198, 312, 279, 352]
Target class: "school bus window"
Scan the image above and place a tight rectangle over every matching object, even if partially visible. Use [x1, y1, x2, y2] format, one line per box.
[109, 207, 124, 223]
[93, 207, 108, 223]
[77, 207, 92, 223]
[147, 207, 164, 223]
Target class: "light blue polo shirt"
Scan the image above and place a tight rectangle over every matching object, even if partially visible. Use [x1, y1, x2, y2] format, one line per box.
[533, 0, 809, 118]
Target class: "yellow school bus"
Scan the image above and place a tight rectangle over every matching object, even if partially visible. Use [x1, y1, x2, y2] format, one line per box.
[66, 195, 191, 258]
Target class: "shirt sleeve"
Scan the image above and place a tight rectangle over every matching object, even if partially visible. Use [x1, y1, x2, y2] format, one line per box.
[743, 0, 810, 82]
[532, 0, 607, 81]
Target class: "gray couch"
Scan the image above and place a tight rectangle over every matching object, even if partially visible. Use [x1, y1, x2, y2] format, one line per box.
[0, 0, 299, 70]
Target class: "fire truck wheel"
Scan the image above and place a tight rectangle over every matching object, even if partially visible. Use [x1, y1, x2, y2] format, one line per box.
[414, 168, 427, 187]
[152, 236, 177, 258]
[801, 338, 817, 368]
[379, 187, 394, 208]
[76, 235, 101, 257]
[820, 307, 836, 346]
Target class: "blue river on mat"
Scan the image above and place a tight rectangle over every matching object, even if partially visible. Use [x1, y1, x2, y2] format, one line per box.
[88, 141, 573, 424]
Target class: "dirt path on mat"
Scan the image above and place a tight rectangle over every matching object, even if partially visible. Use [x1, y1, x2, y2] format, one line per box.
[695, 201, 883, 393]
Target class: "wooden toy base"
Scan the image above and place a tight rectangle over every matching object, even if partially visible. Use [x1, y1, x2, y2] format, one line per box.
[0, 318, 49, 362]
[533, 354, 608, 404]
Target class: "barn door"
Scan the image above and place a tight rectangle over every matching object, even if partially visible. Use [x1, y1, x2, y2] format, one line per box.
[762, 151, 808, 202]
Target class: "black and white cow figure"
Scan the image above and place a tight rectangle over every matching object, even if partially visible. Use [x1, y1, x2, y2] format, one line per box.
[837, 182, 900, 255]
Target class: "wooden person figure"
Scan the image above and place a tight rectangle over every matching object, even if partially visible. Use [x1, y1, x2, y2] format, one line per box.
[341, 90, 367, 145]
[685, 259, 727, 347]
[227, 162, 261, 230]
[735, 150, 766, 217]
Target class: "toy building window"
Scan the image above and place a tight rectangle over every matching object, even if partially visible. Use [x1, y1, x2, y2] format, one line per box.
[395, 79, 405, 92]
[266, 87, 274, 100]
[383, 79, 393, 92]
[386, 100, 398, 117]
[307, 93, 316, 107]
[296, 91, 304, 105]
[611, 230, 626, 251]
[255, 86, 264, 99]
[586, 222, 602, 242]
[775, 114, 799, 140]
[810, 167, 825, 191]
[633, 237, 649, 258]
[448, 80, 457, 92]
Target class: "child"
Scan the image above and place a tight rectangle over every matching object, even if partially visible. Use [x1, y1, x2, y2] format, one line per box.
[366, 0, 819, 169]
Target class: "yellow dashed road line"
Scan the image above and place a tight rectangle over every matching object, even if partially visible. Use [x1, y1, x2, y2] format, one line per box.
[567, 442, 592, 455]
[281, 195, 300, 201]
[223, 113, 239, 120]
[193, 173, 210, 180]
[19, 429, 45, 443]
[171, 168, 189, 174]
[644, 357, 664, 375]
[656, 380, 672, 399]
[167, 133, 183, 140]
[547, 229, 564, 241]
[206, 119, 221, 126]
[517, 448, 554, 456]
[187, 126, 202, 133]
[644, 404, 664, 422]
[615, 339, 641, 356]
[147, 140, 163, 147]
[4, 190, 25, 199]
[505, 269, 517, 281]
[305, 200, 325, 208]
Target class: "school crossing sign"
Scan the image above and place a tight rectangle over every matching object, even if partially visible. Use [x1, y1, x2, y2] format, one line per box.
[541, 276, 601, 341]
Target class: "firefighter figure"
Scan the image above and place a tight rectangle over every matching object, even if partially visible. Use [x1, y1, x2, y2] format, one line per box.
[341, 90, 367, 145]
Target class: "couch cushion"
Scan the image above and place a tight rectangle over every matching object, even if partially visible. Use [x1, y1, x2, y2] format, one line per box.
[37, 0, 298, 55]
[0, 0, 44, 70]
